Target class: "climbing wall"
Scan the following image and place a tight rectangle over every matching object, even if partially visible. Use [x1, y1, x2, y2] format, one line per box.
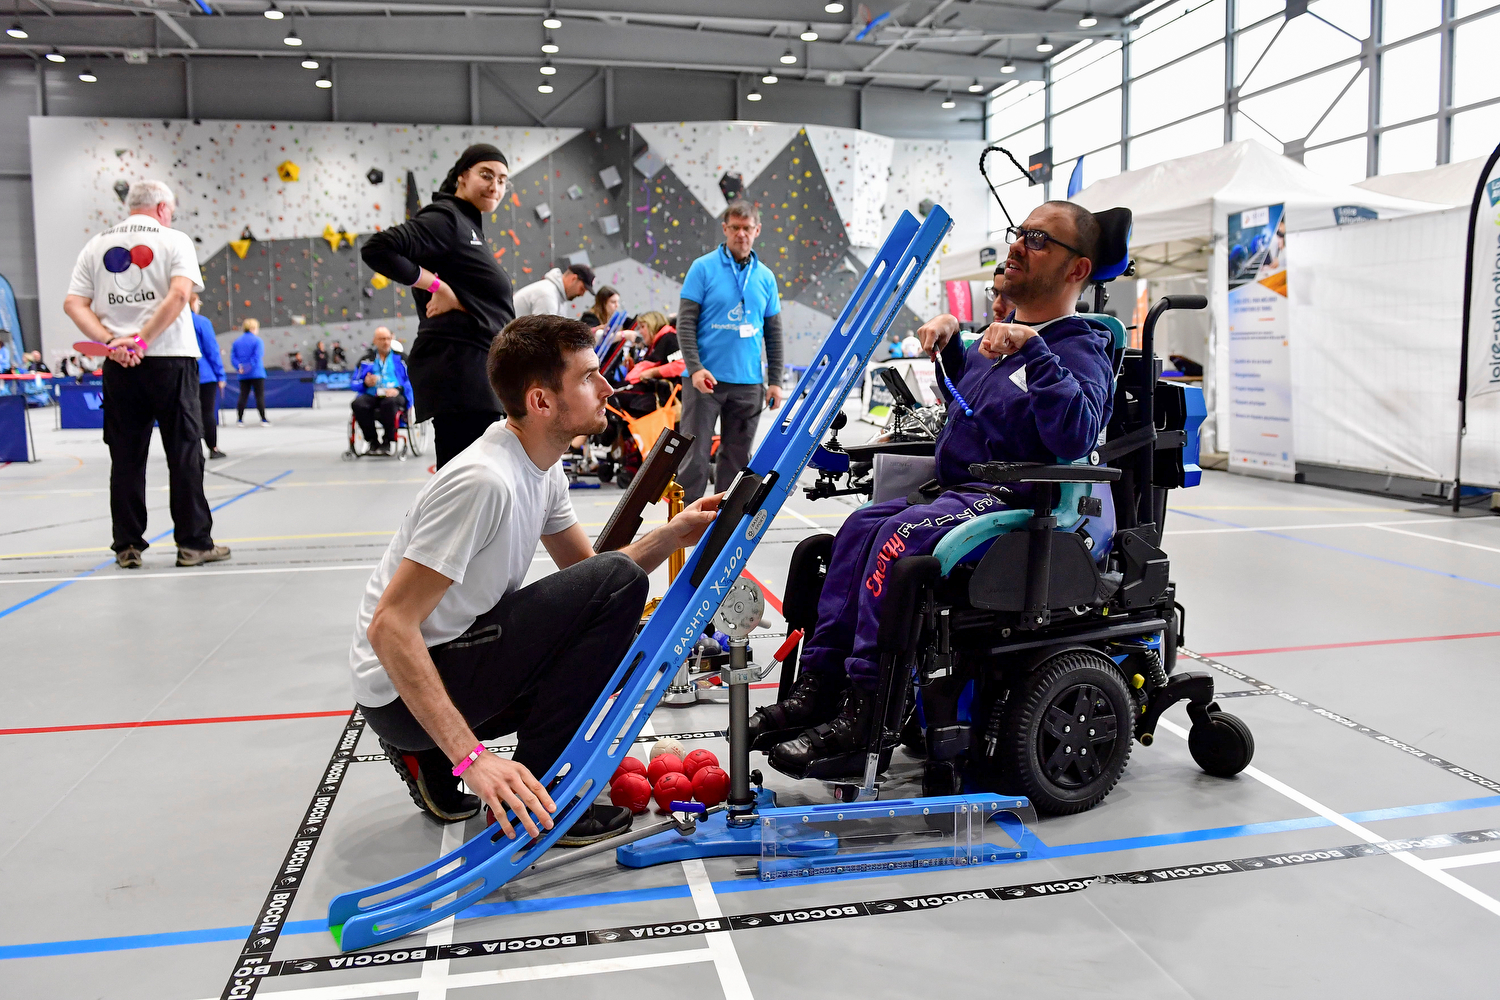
[31, 117, 988, 363]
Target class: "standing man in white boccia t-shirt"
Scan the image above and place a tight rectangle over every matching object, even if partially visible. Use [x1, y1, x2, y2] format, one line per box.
[63, 179, 230, 570]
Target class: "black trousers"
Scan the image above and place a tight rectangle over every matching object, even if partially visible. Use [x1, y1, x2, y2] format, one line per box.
[102, 357, 214, 553]
[236, 378, 266, 421]
[361, 551, 649, 776]
[198, 382, 220, 450]
[432, 410, 502, 469]
[679, 380, 765, 502]
[352, 391, 406, 445]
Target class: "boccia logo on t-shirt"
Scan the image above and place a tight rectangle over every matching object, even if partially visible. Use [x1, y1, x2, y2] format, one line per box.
[103, 244, 158, 305]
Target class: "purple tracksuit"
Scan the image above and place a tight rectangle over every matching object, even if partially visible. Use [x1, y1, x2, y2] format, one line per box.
[800, 315, 1115, 689]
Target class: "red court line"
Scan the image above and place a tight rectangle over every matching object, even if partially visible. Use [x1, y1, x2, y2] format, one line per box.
[0, 709, 351, 736]
[740, 569, 783, 614]
[1203, 630, 1500, 658]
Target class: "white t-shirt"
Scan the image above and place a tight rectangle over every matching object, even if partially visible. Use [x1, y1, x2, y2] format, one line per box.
[67, 214, 205, 358]
[348, 423, 578, 707]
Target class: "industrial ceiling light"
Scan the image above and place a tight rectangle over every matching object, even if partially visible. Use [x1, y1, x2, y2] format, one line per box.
[542, 9, 561, 29]
[541, 35, 559, 54]
[1001, 60, 1015, 73]
[761, 71, 778, 84]
[301, 57, 319, 69]
[264, 2, 284, 19]
[824, 1, 845, 11]
[539, 60, 556, 75]
[941, 93, 956, 109]
[283, 28, 302, 46]
[968, 78, 984, 92]
[1078, 8, 1098, 28]
[6, 22, 25, 38]
[1036, 37, 1053, 52]
[45, 48, 65, 62]
[779, 47, 797, 64]
[78, 63, 97, 83]
[747, 86, 762, 102]
[800, 24, 818, 41]
[315, 71, 332, 88]
[537, 82, 554, 93]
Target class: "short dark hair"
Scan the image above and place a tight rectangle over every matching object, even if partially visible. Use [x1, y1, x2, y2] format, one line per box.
[488, 314, 595, 418]
[724, 199, 760, 225]
[1044, 200, 1101, 281]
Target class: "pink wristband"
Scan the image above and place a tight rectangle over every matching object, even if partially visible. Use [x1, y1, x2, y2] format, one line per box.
[131, 335, 148, 353]
[426, 275, 442, 294]
[451, 743, 486, 777]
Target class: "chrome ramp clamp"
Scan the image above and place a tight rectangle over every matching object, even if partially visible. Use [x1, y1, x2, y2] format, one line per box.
[327, 206, 953, 952]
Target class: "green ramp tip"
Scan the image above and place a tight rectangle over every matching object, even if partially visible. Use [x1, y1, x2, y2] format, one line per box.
[329, 923, 343, 948]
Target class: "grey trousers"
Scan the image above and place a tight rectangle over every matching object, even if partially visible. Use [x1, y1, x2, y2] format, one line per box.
[678, 380, 765, 502]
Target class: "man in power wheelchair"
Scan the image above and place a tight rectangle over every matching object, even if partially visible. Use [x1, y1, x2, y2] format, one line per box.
[351, 326, 413, 456]
[751, 201, 1254, 814]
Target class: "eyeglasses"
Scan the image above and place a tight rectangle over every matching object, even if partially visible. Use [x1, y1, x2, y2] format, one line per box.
[724, 222, 757, 233]
[1005, 226, 1084, 258]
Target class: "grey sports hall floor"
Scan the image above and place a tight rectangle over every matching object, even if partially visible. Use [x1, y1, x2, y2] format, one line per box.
[3, 405, 1499, 999]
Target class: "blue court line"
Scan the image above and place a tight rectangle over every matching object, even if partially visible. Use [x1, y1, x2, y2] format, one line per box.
[0, 470, 291, 621]
[4, 795, 1496, 962]
[1171, 509, 1500, 591]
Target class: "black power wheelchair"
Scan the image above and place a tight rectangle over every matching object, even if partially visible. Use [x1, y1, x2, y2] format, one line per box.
[769, 209, 1254, 815]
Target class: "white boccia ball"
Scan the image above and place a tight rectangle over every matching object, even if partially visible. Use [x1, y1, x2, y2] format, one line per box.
[649, 737, 685, 761]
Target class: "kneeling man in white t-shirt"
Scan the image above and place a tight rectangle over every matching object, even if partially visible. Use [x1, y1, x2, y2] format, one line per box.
[351, 314, 720, 846]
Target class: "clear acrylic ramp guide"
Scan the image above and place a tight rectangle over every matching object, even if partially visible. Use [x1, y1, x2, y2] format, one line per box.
[328, 206, 954, 952]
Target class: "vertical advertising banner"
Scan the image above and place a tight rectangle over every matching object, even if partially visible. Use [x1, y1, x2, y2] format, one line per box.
[1226, 203, 1294, 476]
[1464, 158, 1500, 401]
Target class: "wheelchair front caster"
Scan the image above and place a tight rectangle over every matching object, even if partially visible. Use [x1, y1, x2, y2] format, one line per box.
[1188, 711, 1254, 777]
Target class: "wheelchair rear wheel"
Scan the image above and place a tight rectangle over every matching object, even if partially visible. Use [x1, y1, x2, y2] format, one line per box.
[996, 650, 1134, 815]
[407, 418, 429, 457]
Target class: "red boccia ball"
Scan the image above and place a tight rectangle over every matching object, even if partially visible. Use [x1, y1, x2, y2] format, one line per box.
[654, 772, 695, 812]
[609, 772, 653, 814]
[681, 748, 720, 779]
[691, 766, 730, 807]
[612, 756, 646, 784]
[129, 244, 155, 269]
[645, 752, 682, 785]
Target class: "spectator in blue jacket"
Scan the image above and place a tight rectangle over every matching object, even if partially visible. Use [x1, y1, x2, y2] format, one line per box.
[190, 293, 227, 459]
[351, 326, 414, 454]
[230, 318, 268, 425]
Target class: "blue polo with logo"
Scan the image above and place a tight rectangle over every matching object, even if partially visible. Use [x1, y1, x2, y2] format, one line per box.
[680, 245, 781, 385]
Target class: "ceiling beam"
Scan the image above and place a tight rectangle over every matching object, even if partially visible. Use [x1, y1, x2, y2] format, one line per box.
[154, 10, 199, 48]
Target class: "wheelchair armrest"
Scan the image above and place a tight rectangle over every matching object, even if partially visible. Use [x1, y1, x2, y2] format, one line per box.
[845, 440, 936, 462]
[968, 462, 1122, 484]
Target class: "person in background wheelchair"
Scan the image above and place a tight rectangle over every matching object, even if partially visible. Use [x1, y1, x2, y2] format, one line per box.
[352, 327, 413, 455]
[752, 201, 1115, 779]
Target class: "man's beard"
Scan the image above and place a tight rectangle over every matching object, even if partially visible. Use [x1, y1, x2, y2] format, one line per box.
[1000, 258, 1066, 306]
[559, 397, 609, 437]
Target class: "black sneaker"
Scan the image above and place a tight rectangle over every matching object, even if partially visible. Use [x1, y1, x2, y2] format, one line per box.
[379, 738, 480, 822]
[483, 802, 633, 846]
[558, 804, 633, 847]
[208, 448, 227, 460]
[747, 667, 848, 751]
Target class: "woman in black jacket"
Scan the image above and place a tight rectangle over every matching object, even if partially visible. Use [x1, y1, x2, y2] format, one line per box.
[362, 143, 514, 468]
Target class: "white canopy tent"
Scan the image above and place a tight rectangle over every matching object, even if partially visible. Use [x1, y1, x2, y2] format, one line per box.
[1354, 157, 1487, 209]
[1058, 140, 1446, 456]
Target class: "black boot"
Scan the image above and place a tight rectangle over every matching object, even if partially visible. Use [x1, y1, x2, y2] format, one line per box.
[768, 685, 891, 780]
[747, 667, 848, 751]
[380, 738, 481, 822]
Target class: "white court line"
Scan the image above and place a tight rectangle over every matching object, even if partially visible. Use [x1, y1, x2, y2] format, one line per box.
[783, 508, 822, 530]
[1367, 524, 1500, 556]
[191, 950, 716, 1000]
[1158, 719, 1500, 919]
[1430, 851, 1500, 871]
[416, 821, 469, 1000]
[0, 564, 375, 584]
[682, 858, 755, 1000]
[1165, 518, 1436, 536]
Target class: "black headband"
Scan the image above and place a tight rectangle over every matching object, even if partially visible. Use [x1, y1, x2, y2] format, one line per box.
[439, 144, 508, 195]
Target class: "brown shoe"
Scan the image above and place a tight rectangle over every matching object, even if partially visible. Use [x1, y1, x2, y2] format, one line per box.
[177, 545, 231, 567]
[115, 547, 143, 570]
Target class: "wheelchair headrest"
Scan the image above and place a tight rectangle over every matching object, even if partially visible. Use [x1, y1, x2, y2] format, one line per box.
[1090, 207, 1132, 283]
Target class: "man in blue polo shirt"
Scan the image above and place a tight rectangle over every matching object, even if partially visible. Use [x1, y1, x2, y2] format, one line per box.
[351, 326, 414, 454]
[676, 200, 785, 502]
